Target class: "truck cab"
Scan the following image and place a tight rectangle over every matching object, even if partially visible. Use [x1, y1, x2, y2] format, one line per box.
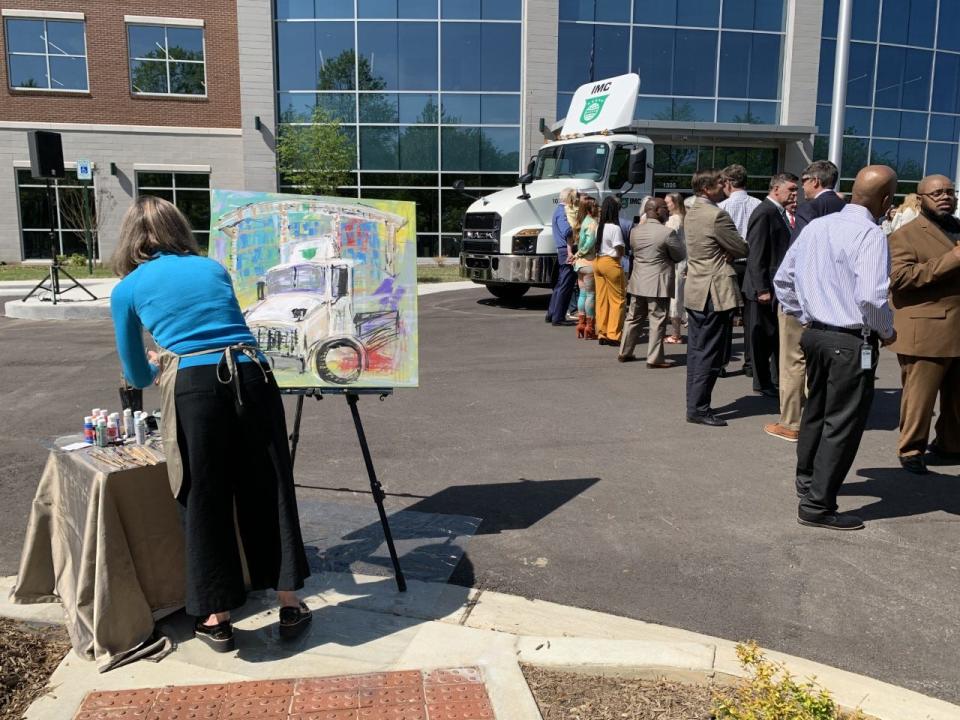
[458, 73, 653, 300]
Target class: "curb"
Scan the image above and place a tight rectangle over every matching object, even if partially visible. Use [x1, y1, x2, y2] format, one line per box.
[4, 572, 958, 720]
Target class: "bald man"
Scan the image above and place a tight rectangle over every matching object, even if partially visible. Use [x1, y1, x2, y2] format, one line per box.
[774, 165, 898, 531]
[888, 174, 960, 474]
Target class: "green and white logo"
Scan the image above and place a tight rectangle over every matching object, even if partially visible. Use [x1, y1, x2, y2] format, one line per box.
[580, 95, 608, 124]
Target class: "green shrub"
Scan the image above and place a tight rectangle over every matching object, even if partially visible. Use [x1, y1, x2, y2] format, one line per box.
[56, 253, 88, 269]
[713, 641, 865, 720]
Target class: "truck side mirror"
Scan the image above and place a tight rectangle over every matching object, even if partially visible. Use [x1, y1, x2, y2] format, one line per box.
[629, 148, 647, 185]
[452, 179, 465, 192]
[526, 158, 536, 176]
[518, 171, 534, 185]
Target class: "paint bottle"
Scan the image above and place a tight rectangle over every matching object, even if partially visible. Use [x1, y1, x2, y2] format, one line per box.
[96, 420, 108, 447]
[123, 408, 135, 438]
[83, 416, 95, 443]
[107, 420, 118, 444]
[134, 419, 146, 445]
[92, 408, 101, 420]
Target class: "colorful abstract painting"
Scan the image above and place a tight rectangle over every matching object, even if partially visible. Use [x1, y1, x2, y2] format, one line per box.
[208, 190, 418, 390]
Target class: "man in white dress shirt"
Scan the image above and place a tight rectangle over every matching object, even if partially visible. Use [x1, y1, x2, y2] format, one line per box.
[774, 165, 898, 531]
[719, 164, 760, 377]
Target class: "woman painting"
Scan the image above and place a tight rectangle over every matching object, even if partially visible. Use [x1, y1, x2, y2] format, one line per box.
[593, 196, 627, 346]
[572, 195, 599, 339]
[665, 192, 687, 344]
[110, 196, 311, 653]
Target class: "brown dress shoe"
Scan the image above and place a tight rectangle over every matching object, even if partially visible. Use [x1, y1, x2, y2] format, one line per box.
[646, 362, 673, 369]
[764, 423, 799, 442]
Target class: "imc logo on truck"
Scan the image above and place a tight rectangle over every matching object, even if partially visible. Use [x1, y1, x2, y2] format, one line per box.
[580, 94, 608, 124]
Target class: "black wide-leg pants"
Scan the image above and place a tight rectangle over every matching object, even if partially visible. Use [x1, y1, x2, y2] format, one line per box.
[686, 298, 732, 417]
[796, 328, 877, 517]
[174, 362, 310, 617]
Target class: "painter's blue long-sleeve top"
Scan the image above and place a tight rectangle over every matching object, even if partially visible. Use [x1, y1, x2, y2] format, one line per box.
[110, 253, 258, 388]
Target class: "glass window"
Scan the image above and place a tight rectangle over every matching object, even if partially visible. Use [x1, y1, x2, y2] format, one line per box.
[128, 24, 205, 96]
[533, 142, 609, 181]
[872, 110, 927, 140]
[361, 127, 399, 169]
[557, 23, 629, 92]
[441, 23, 521, 92]
[632, 27, 718, 97]
[136, 172, 210, 247]
[870, 139, 925, 180]
[358, 22, 437, 90]
[817, 39, 835, 104]
[925, 142, 959, 177]
[716, 100, 778, 124]
[722, 0, 783, 32]
[938, 1, 960, 52]
[880, 0, 935, 48]
[358, 0, 436, 18]
[442, 94, 481, 124]
[633, 0, 719, 27]
[851, 0, 880, 42]
[846, 41, 876, 107]
[276, 0, 353, 18]
[718, 32, 782, 100]
[441, 0, 520, 20]
[481, 95, 520, 124]
[560, 0, 631, 23]
[929, 114, 960, 142]
[16, 170, 99, 260]
[481, 128, 520, 172]
[608, 145, 631, 189]
[400, 126, 439, 170]
[932, 53, 960, 115]
[636, 97, 714, 121]
[875, 46, 932, 111]
[5, 18, 88, 91]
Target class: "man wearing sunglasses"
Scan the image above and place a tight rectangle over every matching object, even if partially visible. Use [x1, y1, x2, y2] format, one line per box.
[887, 174, 960, 474]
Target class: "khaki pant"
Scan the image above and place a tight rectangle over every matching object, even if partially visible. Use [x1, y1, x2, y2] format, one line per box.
[620, 296, 670, 364]
[778, 308, 806, 430]
[594, 256, 626, 342]
[897, 355, 960, 457]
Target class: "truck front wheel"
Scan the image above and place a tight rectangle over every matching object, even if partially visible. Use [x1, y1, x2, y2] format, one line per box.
[486, 283, 529, 301]
[314, 339, 364, 385]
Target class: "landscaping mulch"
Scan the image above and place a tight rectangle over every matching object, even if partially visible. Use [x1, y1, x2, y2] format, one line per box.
[0, 618, 71, 720]
[522, 664, 715, 720]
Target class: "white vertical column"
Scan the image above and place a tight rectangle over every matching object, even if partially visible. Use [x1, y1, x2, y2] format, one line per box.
[781, 0, 824, 173]
[237, 0, 278, 192]
[522, 0, 559, 164]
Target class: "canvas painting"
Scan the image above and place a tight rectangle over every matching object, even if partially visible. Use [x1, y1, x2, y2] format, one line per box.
[208, 190, 418, 390]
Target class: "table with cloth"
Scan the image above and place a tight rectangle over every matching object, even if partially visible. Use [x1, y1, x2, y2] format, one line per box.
[10, 437, 185, 672]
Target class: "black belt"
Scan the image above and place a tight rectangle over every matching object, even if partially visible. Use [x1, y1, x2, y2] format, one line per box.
[808, 321, 877, 341]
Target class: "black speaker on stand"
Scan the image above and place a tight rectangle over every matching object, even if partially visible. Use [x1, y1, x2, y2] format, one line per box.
[21, 130, 97, 305]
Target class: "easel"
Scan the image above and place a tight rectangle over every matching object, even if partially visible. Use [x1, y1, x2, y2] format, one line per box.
[284, 388, 406, 592]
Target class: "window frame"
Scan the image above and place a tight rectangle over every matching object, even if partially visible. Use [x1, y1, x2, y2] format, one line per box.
[14, 164, 100, 261]
[134, 169, 212, 247]
[3, 12, 90, 93]
[125, 18, 208, 98]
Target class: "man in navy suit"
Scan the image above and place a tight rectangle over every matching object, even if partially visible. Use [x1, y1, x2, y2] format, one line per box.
[765, 161, 846, 442]
[744, 172, 798, 397]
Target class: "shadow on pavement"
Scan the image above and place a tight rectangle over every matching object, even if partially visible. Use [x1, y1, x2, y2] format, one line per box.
[866, 388, 901, 431]
[713, 393, 779, 420]
[841, 465, 960, 521]
[476, 294, 551, 311]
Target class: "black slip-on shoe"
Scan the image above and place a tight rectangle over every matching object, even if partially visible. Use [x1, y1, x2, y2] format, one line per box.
[279, 601, 312, 640]
[899, 454, 929, 474]
[686, 413, 727, 427]
[797, 512, 864, 531]
[552, 320, 576, 326]
[194, 618, 235, 653]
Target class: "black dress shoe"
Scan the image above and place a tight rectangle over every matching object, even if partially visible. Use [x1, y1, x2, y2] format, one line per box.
[797, 512, 864, 531]
[686, 413, 727, 427]
[544, 313, 552, 323]
[899, 455, 928, 474]
[757, 387, 778, 398]
[927, 445, 960, 463]
[718, 367, 728, 378]
[552, 320, 576, 326]
[598, 337, 619, 346]
[743, 366, 754, 378]
[279, 601, 312, 639]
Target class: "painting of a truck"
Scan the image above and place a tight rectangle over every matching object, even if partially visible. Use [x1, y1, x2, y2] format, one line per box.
[208, 193, 418, 390]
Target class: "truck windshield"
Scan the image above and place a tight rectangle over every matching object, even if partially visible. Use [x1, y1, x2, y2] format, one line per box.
[534, 143, 609, 182]
[266, 264, 328, 295]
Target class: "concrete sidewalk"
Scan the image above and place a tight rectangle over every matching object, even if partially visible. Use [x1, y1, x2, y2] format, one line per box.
[1, 279, 479, 320]
[3, 572, 957, 720]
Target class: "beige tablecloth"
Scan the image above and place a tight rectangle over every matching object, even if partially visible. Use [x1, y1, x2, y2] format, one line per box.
[10, 441, 185, 671]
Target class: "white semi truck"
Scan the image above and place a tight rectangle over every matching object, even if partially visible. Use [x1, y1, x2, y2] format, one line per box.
[458, 73, 654, 300]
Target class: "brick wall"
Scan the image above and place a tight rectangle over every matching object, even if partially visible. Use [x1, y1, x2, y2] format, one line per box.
[0, 0, 241, 128]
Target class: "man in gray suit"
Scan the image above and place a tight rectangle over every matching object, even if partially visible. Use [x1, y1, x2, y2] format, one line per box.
[684, 169, 749, 426]
[619, 198, 686, 367]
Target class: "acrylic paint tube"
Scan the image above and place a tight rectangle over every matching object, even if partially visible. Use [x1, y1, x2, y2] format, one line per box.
[83, 416, 95, 443]
[134, 419, 146, 445]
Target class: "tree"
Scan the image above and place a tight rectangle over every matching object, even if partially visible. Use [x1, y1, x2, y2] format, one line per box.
[58, 173, 115, 273]
[276, 107, 354, 196]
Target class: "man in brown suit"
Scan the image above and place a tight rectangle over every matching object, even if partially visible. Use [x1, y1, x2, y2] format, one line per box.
[888, 174, 960, 474]
[619, 198, 686, 367]
[684, 169, 749, 426]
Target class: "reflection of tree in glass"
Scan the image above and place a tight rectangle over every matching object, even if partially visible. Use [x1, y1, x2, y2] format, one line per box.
[731, 110, 763, 125]
[654, 102, 699, 123]
[131, 46, 204, 94]
[277, 107, 354, 196]
[18, 77, 40, 88]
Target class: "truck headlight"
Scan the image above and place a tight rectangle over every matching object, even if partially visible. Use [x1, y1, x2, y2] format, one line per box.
[512, 228, 541, 254]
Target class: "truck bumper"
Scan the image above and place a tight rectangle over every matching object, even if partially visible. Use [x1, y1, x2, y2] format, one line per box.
[459, 252, 556, 287]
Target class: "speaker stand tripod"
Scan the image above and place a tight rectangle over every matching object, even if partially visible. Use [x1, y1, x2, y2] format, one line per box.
[21, 179, 97, 305]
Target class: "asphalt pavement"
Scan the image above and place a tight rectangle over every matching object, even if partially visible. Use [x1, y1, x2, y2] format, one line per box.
[1, 287, 958, 703]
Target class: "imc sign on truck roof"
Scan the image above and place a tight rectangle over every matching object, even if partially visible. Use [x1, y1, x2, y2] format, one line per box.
[457, 73, 652, 301]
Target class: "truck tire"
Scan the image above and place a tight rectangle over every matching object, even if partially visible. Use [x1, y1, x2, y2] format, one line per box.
[314, 339, 364, 385]
[486, 283, 529, 300]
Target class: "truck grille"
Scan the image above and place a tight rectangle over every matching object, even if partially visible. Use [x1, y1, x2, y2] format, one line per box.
[463, 212, 500, 253]
[254, 326, 298, 356]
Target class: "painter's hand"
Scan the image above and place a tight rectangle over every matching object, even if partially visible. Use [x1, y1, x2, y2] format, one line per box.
[147, 350, 161, 385]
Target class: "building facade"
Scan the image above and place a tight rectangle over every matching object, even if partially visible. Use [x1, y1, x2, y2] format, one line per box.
[2, 0, 960, 263]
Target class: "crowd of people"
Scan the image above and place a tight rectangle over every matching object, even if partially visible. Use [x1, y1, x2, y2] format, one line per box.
[547, 159, 960, 531]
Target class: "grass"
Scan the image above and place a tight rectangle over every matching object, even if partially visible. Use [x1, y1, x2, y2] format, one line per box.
[0, 262, 466, 284]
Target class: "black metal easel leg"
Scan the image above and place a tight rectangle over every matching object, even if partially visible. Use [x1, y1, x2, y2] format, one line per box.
[289, 393, 305, 470]
[346, 392, 406, 592]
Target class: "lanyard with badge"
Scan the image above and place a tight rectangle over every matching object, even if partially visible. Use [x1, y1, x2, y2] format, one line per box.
[860, 325, 873, 371]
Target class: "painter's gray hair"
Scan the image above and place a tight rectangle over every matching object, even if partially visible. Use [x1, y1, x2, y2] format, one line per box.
[112, 196, 200, 277]
[559, 187, 577, 205]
